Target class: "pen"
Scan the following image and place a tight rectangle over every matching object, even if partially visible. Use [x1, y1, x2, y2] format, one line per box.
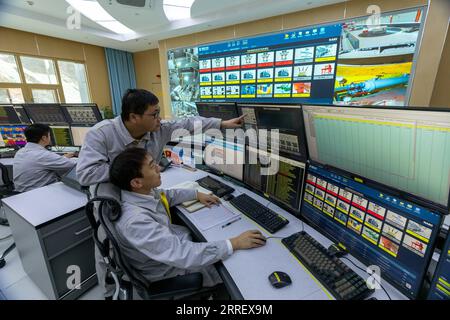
[221, 217, 241, 228]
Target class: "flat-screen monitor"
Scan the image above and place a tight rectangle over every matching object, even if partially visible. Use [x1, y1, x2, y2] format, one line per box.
[50, 126, 73, 147]
[61, 104, 102, 125]
[244, 146, 305, 213]
[302, 105, 450, 213]
[24, 104, 68, 125]
[70, 126, 90, 147]
[198, 23, 342, 104]
[237, 103, 308, 162]
[0, 125, 27, 148]
[196, 102, 239, 120]
[0, 105, 21, 124]
[203, 138, 244, 181]
[302, 162, 442, 299]
[428, 230, 450, 300]
[13, 105, 31, 124]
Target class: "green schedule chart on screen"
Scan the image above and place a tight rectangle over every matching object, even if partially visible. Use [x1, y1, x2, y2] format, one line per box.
[303, 106, 450, 209]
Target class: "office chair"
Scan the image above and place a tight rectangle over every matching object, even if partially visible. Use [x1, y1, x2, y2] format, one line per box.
[0, 163, 20, 227]
[85, 196, 209, 300]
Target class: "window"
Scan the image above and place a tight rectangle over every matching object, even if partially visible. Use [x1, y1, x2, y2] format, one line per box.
[0, 88, 25, 103]
[20, 56, 58, 84]
[0, 53, 21, 83]
[58, 61, 90, 103]
[0, 52, 91, 104]
[31, 89, 59, 103]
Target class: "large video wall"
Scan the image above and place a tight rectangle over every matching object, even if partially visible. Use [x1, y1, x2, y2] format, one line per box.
[166, 7, 425, 117]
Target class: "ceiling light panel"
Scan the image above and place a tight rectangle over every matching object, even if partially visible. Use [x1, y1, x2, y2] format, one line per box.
[65, 0, 135, 35]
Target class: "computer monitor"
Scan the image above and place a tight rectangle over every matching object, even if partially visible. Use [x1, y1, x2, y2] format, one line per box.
[196, 102, 239, 120]
[24, 104, 68, 125]
[302, 161, 442, 299]
[428, 230, 450, 300]
[243, 145, 305, 213]
[203, 138, 244, 181]
[70, 126, 90, 147]
[61, 104, 102, 125]
[0, 105, 21, 124]
[302, 105, 450, 213]
[50, 126, 73, 147]
[0, 125, 27, 148]
[13, 105, 31, 124]
[237, 103, 308, 162]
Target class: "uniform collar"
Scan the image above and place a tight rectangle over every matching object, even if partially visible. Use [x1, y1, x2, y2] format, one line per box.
[121, 189, 160, 212]
[112, 116, 151, 147]
[25, 142, 47, 150]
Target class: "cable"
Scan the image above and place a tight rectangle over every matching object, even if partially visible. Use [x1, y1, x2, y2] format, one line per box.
[341, 257, 391, 300]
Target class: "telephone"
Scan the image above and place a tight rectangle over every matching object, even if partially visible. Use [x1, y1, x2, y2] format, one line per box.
[159, 157, 172, 172]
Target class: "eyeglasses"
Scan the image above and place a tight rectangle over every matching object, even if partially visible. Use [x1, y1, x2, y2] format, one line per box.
[142, 110, 161, 119]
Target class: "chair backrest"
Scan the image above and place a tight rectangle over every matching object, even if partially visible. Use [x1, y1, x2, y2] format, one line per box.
[0, 163, 14, 191]
[85, 196, 152, 297]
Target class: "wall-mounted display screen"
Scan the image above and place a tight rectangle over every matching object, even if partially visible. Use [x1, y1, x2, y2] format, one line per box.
[167, 47, 199, 118]
[166, 7, 425, 117]
[334, 9, 423, 106]
[198, 24, 342, 105]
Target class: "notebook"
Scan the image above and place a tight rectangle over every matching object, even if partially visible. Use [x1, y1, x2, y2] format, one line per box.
[170, 181, 213, 213]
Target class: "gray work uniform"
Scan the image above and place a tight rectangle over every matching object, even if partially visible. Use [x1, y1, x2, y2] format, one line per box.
[115, 189, 232, 287]
[75, 115, 221, 296]
[13, 143, 77, 193]
[76, 115, 221, 186]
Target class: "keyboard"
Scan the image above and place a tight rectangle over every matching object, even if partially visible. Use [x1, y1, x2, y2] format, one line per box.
[282, 231, 374, 300]
[197, 176, 235, 198]
[229, 194, 289, 233]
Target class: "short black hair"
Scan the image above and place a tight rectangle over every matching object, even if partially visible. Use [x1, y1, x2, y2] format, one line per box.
[24, 124, 50, 143]
[121, 89, 159, 121]
[109, 148, 149, 191]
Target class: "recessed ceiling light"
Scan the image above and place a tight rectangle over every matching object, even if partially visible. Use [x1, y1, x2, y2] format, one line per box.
[65, 0, 135, 35]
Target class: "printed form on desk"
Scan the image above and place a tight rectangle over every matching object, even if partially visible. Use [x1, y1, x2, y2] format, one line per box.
[170, 181, 241, 231]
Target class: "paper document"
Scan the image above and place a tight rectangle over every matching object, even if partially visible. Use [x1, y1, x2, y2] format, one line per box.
[189, 203, 241, 231]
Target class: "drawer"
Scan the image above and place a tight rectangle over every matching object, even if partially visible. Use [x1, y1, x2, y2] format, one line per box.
[48, 237, 96, 298]
[40, 209, 86, 237]
[42, 212, 93, 259]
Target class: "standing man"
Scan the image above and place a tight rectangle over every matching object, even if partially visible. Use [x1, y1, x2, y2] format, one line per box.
[13, 124, 76, 193]
[76, 89, 244, 298]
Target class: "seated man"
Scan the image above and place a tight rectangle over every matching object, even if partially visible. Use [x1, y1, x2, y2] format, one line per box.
[109, 148, 266, 287]
[13, 124, 77, 193]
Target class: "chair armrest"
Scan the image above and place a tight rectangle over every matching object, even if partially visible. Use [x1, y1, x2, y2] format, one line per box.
[146, 272, 203, 299]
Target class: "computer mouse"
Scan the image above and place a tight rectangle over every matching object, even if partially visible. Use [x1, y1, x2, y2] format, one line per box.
[268, 271, 292, 289]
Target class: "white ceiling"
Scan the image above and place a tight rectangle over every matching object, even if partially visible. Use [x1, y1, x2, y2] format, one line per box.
[0, 0, 347, 52]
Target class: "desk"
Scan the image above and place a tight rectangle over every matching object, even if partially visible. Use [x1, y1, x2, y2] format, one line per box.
[161, 166, 408, 300]
[1, 182, 96, 299]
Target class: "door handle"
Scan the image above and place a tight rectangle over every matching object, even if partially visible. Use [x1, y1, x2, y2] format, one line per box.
[74, 226, 92, 236]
